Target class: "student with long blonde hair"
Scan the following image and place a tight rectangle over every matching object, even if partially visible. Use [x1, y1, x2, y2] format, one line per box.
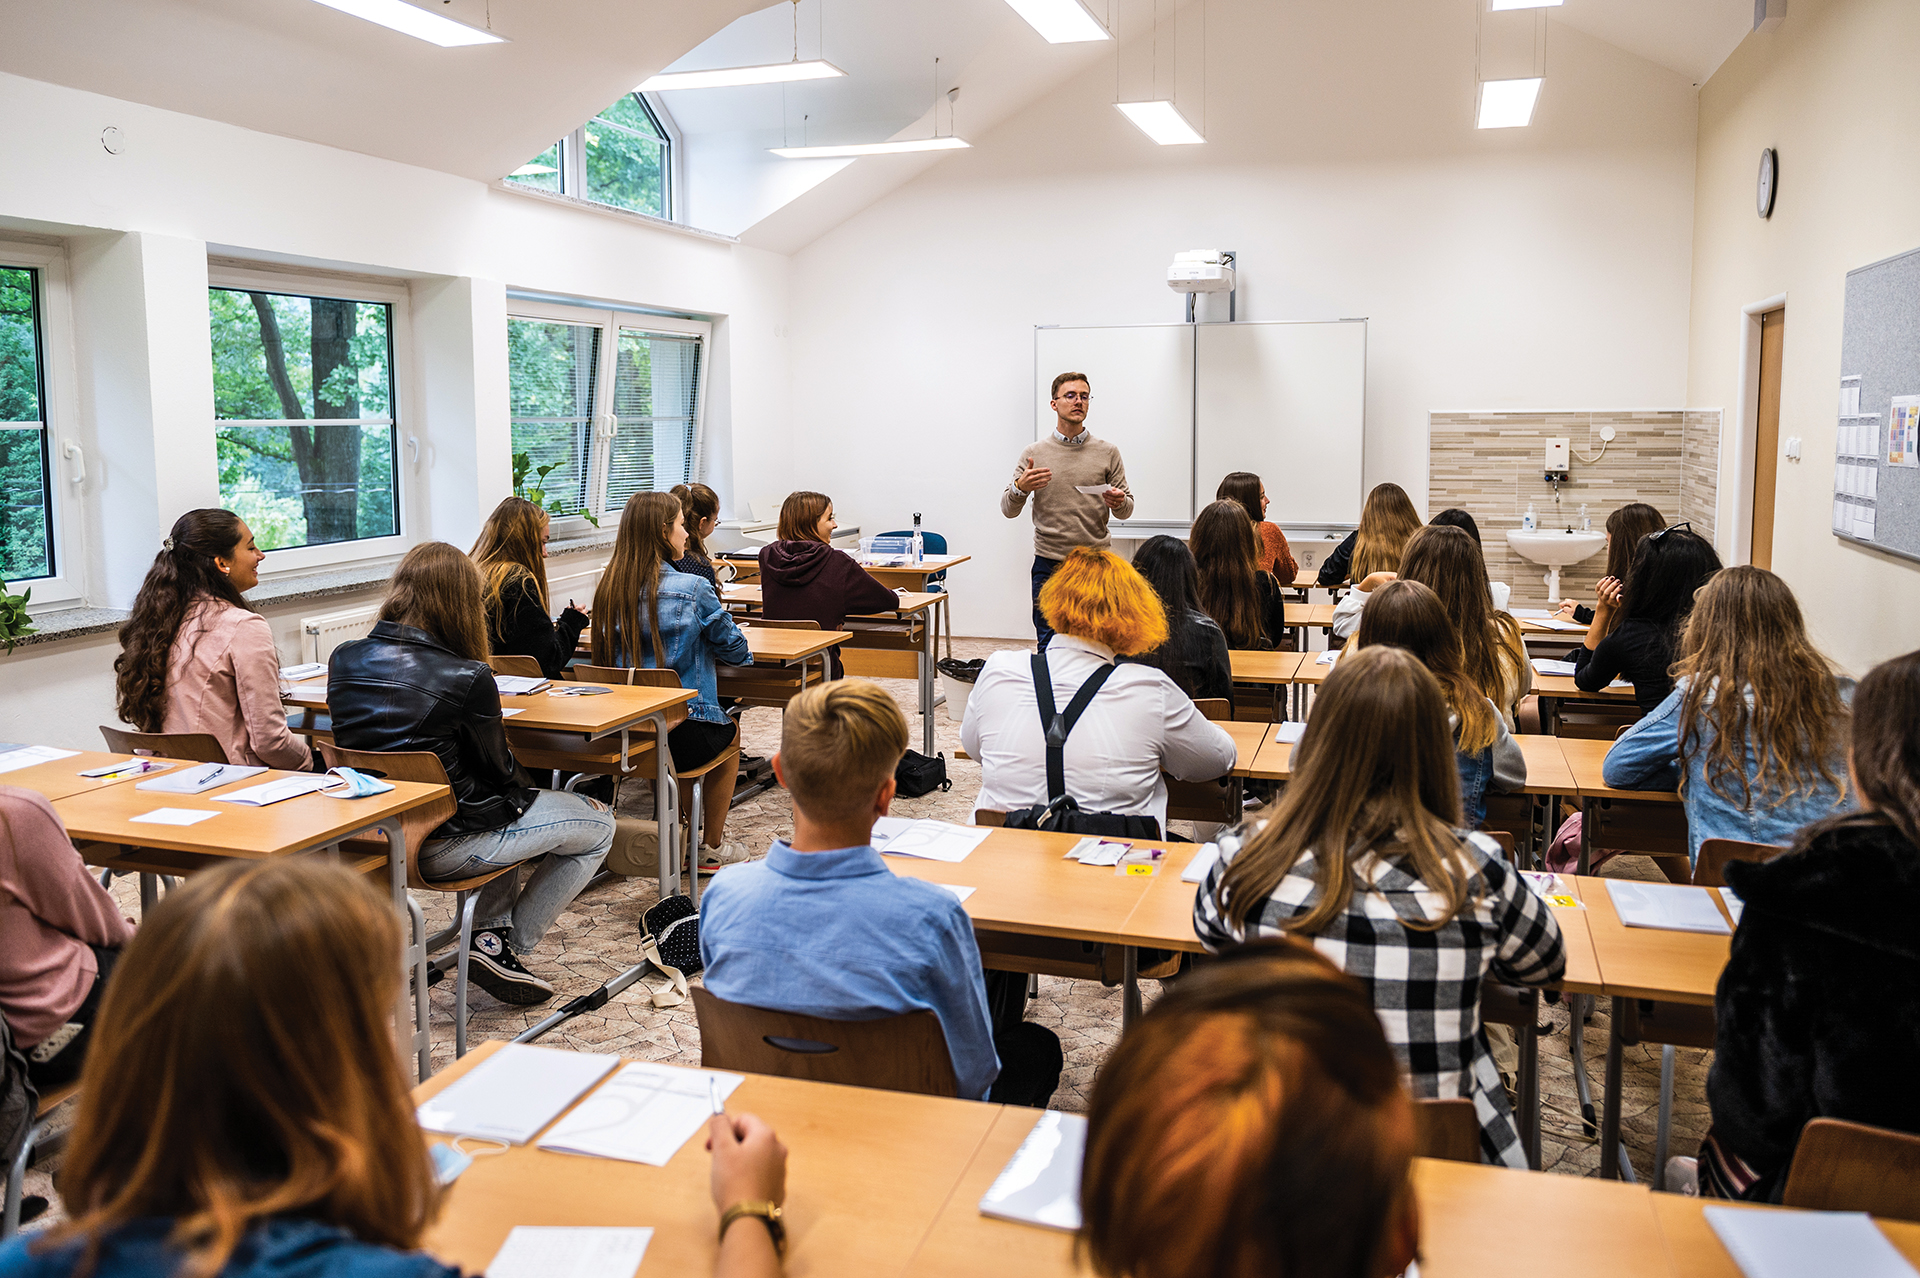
[1196, 646, 1565, 1167]
[1604, 566, 1856, 863]
[469, 496, 589, 679]
[1315, 482, 1421, 588]
[1402, 525, 1532, 723]
[595, 492, 754, 871]
[1189, 500, 1284, 650]
[756, 491, 896, 679]
[0, 859, 788, 1278]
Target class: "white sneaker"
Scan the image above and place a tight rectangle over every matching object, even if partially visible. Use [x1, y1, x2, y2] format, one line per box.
[697, 842, 750, 874]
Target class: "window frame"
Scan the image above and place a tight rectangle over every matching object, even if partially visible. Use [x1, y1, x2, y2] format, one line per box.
[522, 92, 681, 223]
[504, 298, 710, 535]
[205, 262, 417, 576]
[0, 237, 86, 611]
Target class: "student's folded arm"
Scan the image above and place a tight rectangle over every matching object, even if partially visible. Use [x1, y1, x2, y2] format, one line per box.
[842, 560, 900, 616]
[458, 672, 524, 789]
[1160, 683, 1239, 781]
[1191, 853, 1244, 953]
[231, 613, 315, 770]
[1601, 691, 1684, 790]
[1704, 912, 1816, 1178]
[1487, 862, 1566, 987]
[1572, 632, 1625, 693]
[697, 584, 755, 666]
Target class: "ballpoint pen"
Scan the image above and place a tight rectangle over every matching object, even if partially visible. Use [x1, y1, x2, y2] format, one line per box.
[709, 1077, 725, 1116]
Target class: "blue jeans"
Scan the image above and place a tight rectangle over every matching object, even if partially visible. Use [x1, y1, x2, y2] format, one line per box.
[1031, 555, 1063, 649]
[1456, 746, 1493, 829]
[418, 790, 615, 950]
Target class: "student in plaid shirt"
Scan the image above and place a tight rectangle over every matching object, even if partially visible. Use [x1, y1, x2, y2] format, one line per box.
[1195, 646, 1565, 1167]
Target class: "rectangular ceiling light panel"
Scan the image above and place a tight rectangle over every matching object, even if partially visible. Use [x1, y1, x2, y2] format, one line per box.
[1116, 100, 1205, 145]
[1476, 77, 1542, 128]
[1488, 0, 1564, 8]
[641, 60, 847, 91]
[769, 137, 971, 159]
[1005, 0, 1112, 42]
[307, 0, 505, 46]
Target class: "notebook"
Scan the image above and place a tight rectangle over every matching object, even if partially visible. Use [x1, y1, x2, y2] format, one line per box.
[1274, 721, 1306, 744]
[494, 674, 552, 696]
[211, 774, 336, 806]
[871, 817, 991, 863]
[1181, 843, 1221, 883]
[1720, 886, 1745, 925]
[1704, 1207, 1918, 1278]
[978, 1111, 1087, 1232]
[1606, 881, 1732, 935]
[278, 662, 328, 682]
[487, 1228, 653, 1278]
[416, 1044, 620, 1144]
[135, 763, 267, 794]
[1532, 658, 1579, 676]
[537, 1063, 744, 1166]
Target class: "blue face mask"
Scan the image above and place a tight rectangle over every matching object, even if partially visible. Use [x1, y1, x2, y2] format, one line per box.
[320, 766, 395, 799]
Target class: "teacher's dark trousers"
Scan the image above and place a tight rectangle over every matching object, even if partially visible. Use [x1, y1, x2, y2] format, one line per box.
[1030, 555, 1063, 649]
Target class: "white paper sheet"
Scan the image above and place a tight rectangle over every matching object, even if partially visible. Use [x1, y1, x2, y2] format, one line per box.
[1315, 647, 1340, 665]
[278, 662, 328, 681]
[978, 1112, 1087, 1232]
[493, 674, 552, 695]
[1720, 886, 1744, 925]
[135, 763, 267, 794]
[487, 1227, 654, 1278]
[1182, 843, 1221, 883]
[940, 885, 978, 903]
[1704, 1207, 1917, 1278]
[1073, 484, 1115, 496]
[416, 1044, 621, 1144]
[1274, 721, 1306, 744]
[1064, 837, 1129, 867]
[1532, 659, 1578, 676]
[500, 708, 525, 717]
[1606, 881, 1732, 935]
[873, 819, 992, 863]
[212, 774, 336, 807]
[0, 745, 80, 774]
[537, 1063, 745, 1166]
[128, 808, 220, 827]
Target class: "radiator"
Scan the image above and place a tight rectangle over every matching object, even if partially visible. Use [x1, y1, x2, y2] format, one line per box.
[301, 603, 380, 664]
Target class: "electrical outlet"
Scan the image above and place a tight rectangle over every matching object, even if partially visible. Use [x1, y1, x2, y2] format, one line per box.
[1784, 436, 1802, 461]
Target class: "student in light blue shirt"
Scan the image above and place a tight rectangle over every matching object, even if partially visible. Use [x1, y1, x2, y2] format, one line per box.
[700, 681, 1062, 1106]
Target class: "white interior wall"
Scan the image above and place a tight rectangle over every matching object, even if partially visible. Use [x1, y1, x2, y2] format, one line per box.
[780, 4, 1702, 639]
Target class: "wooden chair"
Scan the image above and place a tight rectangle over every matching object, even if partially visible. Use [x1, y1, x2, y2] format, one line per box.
[1692, 838, 1786, 888]
[722, 619, 831, 710]
[1482, 983, 1544, 1167]
[974, 809, 1006, 827]
[692, 987, 959, 1097]
[1588, 799, 1692, 884]
[1413, 1098, 1482, 1164]
[1782, 1119, 1920, 1220]
[487, 654, 545, 679]
[3, 1081, 79, 1238]
[316, 744, 503, 1058]
[97, 725, 228, 763]
[1193, 698, 1232, 721]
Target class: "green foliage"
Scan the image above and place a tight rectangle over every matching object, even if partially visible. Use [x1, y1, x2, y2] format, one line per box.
[506, 141, 562, 193]
[512, 451, 598, 528]
[0, 581, 36, 654]
[0, 267, 51, 581]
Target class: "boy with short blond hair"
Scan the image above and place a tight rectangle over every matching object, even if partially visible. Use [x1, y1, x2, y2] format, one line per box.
[699, 681, 1061, 1105]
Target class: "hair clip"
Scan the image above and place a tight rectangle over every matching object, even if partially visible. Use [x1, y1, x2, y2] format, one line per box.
[162, 537, 175, 551]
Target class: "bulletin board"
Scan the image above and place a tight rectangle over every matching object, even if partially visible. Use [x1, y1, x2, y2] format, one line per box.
[1833, 245, 1920, 565]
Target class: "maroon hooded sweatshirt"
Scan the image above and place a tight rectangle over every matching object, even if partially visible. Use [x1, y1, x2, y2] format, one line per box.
[757, 539, 900, 677]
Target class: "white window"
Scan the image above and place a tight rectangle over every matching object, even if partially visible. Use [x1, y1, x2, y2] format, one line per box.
[507, 93, 681, 221]
[0, 239, 83, 608]
[207, 264, 412, 571]
[506, 299, 709, 528]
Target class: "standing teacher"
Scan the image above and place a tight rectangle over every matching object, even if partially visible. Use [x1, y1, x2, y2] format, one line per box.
[1001, 371, 1133, 648]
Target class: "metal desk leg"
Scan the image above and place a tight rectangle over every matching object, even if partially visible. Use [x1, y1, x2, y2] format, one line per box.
[1600, 1000, 1625, 1179]
[648, 711, 681, 900]
[1518, 989, 1542, 1169]
[1579, 798, 1596, 876]
[919, 615, 936, 756]
[1121, 947, 1141, 1029]
[1569, 993, 1596, 1134]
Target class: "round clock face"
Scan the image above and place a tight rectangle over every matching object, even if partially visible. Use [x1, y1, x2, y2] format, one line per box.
[1757, 148, 1778, 219]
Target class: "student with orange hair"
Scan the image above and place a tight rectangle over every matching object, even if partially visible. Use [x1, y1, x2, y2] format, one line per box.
[962, 547, 1236, 835]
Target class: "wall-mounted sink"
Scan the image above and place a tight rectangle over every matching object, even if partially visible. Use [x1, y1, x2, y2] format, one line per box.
[1505, 528, 1606, 603]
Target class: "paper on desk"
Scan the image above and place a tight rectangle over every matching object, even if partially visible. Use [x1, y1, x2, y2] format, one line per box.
[278, 662, 328, 682]
[136, 763, 266, 794]
[1704, 1207, 1917, 1278]
[0, 745, 80, 774]
[1532, 658, 1579, 676]
[940, 885, 978, 903]
[1274, 721, 1306, 744]
[417, 1044, 620, 1144]
[873, 819, 991, 863]
[1720, 886, 1745, 925]
[212, 774, 335, 807]
[500, 707, 525, 717]
[1182, 843, 1221, 883]
[1531, 617, 1588, 632]
[128, 808, 219, 827]
[487, 1227, 654, 1278]
[1073, 484, 1117, 496]
[979, 1111, 1087, 1232]
[538, 1063, 745, 1166]
[1064, 837, 1130, 867]
[1606, 881, 1732, 935]
[493, 674, 551, 696]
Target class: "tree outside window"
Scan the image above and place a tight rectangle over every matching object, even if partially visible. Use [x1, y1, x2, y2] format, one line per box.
[508, 93, 672, 220]
[0, 265, 52, 583]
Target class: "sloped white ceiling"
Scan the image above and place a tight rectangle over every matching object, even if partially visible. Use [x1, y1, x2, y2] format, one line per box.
[1555, 0, 1753, 85]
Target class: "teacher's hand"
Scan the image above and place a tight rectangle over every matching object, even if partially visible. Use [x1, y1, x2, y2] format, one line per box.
[1102, 487, 1128, 510]
[1015, 465, 1052, 493]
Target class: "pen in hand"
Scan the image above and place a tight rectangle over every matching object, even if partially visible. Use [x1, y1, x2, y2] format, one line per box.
[710, 1076, 725, 1116]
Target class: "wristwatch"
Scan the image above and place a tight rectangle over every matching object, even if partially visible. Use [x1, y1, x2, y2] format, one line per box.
[719, 1200, 785, 1256]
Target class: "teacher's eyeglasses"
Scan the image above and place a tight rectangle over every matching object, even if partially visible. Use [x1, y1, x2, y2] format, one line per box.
[1056, 391, 1091, 402]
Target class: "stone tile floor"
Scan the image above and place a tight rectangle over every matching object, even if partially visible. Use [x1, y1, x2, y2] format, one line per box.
[19, 637, 1706, 1224]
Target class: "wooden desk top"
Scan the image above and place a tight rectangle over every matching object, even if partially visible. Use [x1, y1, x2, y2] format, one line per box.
[1533, 672, 1637, 702]
[1541, 877, 1605, 996]
[905, 1107, 1079, 1278]
[742, 627, 852, 661]
[1411, 1159, 1670, 1278]
[723, 586, 943, 619]
[417, 1041, 1000, 1278]
[284, 680, 695, 739]
[1251, 734, 1295, 781]
[1570, 874, 1729, 1004]
[1291, 651, 1342, 685]
[1282, 602, 1338, 627]
[0, 751, 195, 803]
[1559, 737, 1683, 804]
[1221, 721, 1276, 779]
[1513, 734, 1576, 796]
[1649, 1191, 1920, 1276]
[1229, 649, 1306, 684]
[51, 771, 448, 859]
[858, 554, 971, 575]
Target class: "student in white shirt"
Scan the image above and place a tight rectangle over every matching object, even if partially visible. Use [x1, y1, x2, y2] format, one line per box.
[962, 547, 1237, 835]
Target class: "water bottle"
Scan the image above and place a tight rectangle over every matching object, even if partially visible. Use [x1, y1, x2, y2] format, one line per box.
[912, 512, 924, 565]
[1580, 503, 1591, 532]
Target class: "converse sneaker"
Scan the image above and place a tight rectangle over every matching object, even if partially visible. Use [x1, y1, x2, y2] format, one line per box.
[467, 929, 554, 1006]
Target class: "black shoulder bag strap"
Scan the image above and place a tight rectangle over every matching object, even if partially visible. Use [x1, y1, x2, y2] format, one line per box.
[1030, 650, 1119, 804]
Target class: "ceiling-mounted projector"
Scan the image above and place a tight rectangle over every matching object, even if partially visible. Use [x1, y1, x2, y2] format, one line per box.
[1167, 249, 1235, 293]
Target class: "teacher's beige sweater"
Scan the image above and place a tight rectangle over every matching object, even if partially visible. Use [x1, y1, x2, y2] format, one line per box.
[1000, 433, 1135, 561]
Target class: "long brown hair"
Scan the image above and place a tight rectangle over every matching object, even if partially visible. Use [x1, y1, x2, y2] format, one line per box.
[1604, 502, 1666, 582]
[671, 482, 720, 560]
[1191, 500, 1268, 649]
[1838, 649, 1920, 849]
[379, 542, 490, 663]
[470, 495, 550, 618]
[776, 491, 831, 544]
[47, 859, 439, 1278]
[1216, 472, 1265, 526]
[1399, 525, 1525, 716]
[593, 492, 681, 667]
[1355, 580, 1498, 754]
[1217, 646, 1475, 936]
[1350, 483, 1422, 581]
[114, 509, 250, 733]
[1079, 941, 1415, 1278]
[1674, 566, 1849, 809]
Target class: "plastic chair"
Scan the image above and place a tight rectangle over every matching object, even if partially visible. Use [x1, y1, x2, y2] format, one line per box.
[692, 987, 960, 1097]
[1782, 1119, 1920, 1220]
[3, 1081, 79, 1238]
[875, 529, 950, 590]
[97, 725, 228, 763]
[1413, 1098, 1482, 1164]
[487, 654, 545, 679]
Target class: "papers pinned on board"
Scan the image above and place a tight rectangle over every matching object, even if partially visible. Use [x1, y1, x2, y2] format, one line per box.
[872, 817, 992, 863]
[487, 1228, 654, 1278]
[979, 1111, 1088, 1232]
[538, 1063, 744, 1166]
[1606, 881, 1732, 935]
[416, 1044, 620, 1145]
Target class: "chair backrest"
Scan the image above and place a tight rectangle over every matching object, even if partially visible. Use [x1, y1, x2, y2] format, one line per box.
[488, 654, 544, 679]
[572, 664, 681, 690]
[748, 618, 822, 631]
[1782, 1118, 1920, 1220]
[1693, 838, 1788, 888]
[877, 530, 949, 558]
[1193, 698, 1232, 722]
[1487, 830, 1516, 862]
[1412, 1098, 1482, 1164]
[98, 726, 229, 764]
[691, 987, 960, 1098]
[974, 809, 1007, 827]
[312, 745, 459, 877]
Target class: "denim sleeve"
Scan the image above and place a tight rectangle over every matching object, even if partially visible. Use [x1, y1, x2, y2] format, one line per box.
[694, 579, 753, 666]
[927, 901, 1002, 1099]
[1603, 684, 1685, 790]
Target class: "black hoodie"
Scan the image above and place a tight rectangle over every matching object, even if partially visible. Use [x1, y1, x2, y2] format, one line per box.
[1706, 815, 1920, 1200]
[757, 540, 899, 677]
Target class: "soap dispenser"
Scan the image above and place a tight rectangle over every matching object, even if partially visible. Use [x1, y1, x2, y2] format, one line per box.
[1580, 504, 1591, 532]
[1522, 503, 1536, 532]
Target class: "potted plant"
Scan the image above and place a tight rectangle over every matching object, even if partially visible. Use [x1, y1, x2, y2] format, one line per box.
[512, 452, 599, 528]
[0, 582, 36, 654]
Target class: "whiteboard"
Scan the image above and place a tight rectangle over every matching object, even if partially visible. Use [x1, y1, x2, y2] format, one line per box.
[1195, 321, 1367, 527]
[1034, 324, 1195, 524]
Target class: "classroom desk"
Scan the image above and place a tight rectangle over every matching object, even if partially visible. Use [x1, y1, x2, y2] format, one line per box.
[716, 552, 970, 591]
[1532, 671, 1638, 736]
[1219, 720, 1275, 779]
[1250, 732, 1294, 781]
[1560, 735, 1685, 875]
[0, 749, 189, 802]
[1650, 1192, 1920, 1276]
[715, 626, 852, 703]
[1227, 648, 1306, 685]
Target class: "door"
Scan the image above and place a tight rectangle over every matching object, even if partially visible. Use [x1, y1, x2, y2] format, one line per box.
[1751, 307, 1785, 568]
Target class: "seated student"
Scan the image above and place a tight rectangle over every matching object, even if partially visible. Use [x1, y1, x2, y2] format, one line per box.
[757, 491, 897, 679]
[0, 858, 790, 1278]
[594, 492, 754, 872]
[469, 496, 589, 680]
[1190, 500, 1286, 651]
[1316, 482, 1421, 589]
[1556, 501, 1666, 628]
[669, 481, 724, 589]
[1354, 580, 1524, 828]
[1427, 507, 1510, 614]
[701, 681, 1063, 1107]
[330, 542, 615, 1006]
[964, 548, 1238, 837]
[1216, 471, 1299, 583]
[0, 787, 133, 1089]
[1571, 523, 1720, 716]
[1603, 566, 1857, 864]
[1119, 535, 1233, 702]
[1079, 941, 1419, 1278]
[1196, 646, 1566, 1167]
[1683, 648, 1920, 1203]
[112, 509, 312, 770]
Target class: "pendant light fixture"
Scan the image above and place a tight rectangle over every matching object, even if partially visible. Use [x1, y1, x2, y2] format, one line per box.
[771, 55, 970, 159]
[643, 0, 845, 91]
[1115, 0, 1205, 145]
[1475, 0, 1547, 128]
[1004, 0, 1112, 43]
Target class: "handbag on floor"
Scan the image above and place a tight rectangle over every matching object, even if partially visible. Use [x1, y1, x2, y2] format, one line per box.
[894, 750, 952, 798]
[637, 892, 701, 1008]
[1000, 652, 1162, 840]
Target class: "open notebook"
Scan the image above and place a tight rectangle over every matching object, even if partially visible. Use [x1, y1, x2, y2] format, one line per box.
[978, 1112, 1087, 1232]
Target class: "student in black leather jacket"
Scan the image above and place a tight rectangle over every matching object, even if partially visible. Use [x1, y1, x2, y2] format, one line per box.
[329, 543, 614, 1007]
[1121, 536, 1233, 702]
